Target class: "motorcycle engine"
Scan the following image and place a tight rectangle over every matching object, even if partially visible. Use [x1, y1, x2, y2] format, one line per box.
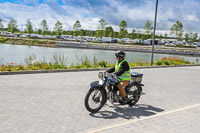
[108, 91, 121, 103]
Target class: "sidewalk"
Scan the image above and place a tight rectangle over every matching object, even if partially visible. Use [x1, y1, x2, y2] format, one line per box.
[0, 66, 200, 133]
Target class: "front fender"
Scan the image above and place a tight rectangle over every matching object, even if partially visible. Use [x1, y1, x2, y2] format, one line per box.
[88, 81, 107, 103]
[89, 81, 99, 90]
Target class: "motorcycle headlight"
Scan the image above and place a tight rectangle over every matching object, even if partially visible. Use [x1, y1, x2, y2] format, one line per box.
[99, 80, 104, 85]
[98, 72, 103, 79]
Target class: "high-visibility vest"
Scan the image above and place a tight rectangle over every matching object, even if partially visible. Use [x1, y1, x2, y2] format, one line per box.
[115, 59, 131, 81]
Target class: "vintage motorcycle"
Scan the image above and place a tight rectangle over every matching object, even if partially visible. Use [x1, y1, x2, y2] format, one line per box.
[84, 71, 144, 113]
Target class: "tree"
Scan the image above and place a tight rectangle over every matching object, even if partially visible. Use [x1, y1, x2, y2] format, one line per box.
[164, 32, 168, 38]
[79, 29, 86, 36]
[192, 32, 198, 42]
[119, 20, 127, 30]
[97, 19, 107, 30]
[73, 20, 81, 36]
[119, 20, 128, 38]
[7, 18, 18, 33]
[185, 32, 198, 43]
[97, 19, 107, 37]
[159, 33, 163, 40]
[170, 20, 183, 41]
[144, 20, 153, 37]
[73, 20, 81, 31]
[53, 21, 63, 36]
[141, 34, 145, 41]
[104, 26, 113, 37]
[0, 18, 4, 31]
[185, 33, 189, 42]
[25, 19, 33, 34]
[40, 19, 48, 35]
[130, 28, 136, 39]
[132, 28, 136, 33]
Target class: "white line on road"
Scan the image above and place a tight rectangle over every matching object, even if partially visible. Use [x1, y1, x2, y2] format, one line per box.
[87, 103, 200, 133]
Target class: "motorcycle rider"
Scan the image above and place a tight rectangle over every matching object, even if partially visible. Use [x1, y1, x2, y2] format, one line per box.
[106, 50, 131, 105]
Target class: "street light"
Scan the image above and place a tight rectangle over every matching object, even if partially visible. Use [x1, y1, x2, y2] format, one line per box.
[151, 0, 158, 66]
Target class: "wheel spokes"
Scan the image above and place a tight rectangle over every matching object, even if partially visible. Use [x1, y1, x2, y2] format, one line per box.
[89, 89, 103, 109]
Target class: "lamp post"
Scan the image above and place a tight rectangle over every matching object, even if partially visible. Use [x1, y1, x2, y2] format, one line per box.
[151, 0, 158, 66]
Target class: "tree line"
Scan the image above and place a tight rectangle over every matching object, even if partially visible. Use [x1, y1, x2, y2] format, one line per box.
[0, 18, 199, 42]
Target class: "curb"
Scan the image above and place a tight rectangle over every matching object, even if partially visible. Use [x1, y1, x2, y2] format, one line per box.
[0, 64, 200, 75]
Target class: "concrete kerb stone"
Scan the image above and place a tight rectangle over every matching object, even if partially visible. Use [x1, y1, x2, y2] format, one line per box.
[0, 64, 200, 75]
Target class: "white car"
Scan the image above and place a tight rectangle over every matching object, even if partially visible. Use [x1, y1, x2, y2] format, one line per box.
[193, 42, 200, 47]
[185, 43, 197, 48]
[165, 42, 176, 46]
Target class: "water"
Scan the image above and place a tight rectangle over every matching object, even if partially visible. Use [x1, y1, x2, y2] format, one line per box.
[0, 43, 200, 66]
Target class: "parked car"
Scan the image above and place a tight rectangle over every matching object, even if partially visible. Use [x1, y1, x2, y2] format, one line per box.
[102, 37, 112, 43]
[0, 31, 4, 35]
[133, 39, 142, 43]
[43, 35, 56, 39]
[186, 43, 198, 48]
[165, 42, 176, 46]
[193, 42, 200, 47]
[30, 34, 38, 38]
[60, 35, 72, 40]
[21, 33, 30, 38]
[5, 32, 14, 37]
[143, 39, 151, 45]
[37, 34, 44, 39]
[120, 38, 130, 43]
[175, 41, 186, 45]
[112, 38, 119, 43]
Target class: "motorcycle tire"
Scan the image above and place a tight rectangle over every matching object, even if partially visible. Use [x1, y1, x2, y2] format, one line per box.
[127, 84, 142, 106]
[84, 87, 107, 113]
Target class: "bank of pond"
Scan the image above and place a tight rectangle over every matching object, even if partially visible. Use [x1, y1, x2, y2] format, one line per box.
[0, 55, 195, 72]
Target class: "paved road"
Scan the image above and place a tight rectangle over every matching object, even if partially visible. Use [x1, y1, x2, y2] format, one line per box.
[0, 66, 200, 133]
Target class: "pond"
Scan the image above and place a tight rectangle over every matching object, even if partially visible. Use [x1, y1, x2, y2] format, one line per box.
[0, 43, 199, 66]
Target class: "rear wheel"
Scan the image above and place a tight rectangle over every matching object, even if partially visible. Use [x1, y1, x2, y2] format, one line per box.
[127, 84, 141, 106]
[84, 87, 107, 113]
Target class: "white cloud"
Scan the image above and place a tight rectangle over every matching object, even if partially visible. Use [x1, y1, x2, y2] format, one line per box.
[184, 14, 199, 22]
[0, 2, 100, 31]
[0, 0, 200, 34]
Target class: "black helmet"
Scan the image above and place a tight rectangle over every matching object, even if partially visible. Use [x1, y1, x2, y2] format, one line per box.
[115, 50, 125, 58]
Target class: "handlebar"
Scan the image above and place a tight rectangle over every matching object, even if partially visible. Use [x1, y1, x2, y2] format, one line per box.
[104, 72, 120, 85]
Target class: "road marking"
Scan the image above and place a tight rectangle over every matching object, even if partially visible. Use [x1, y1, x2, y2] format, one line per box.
[87, 103, 200, 133]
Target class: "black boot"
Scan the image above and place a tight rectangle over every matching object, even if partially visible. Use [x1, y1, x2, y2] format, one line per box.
[120, 97, 127, 105]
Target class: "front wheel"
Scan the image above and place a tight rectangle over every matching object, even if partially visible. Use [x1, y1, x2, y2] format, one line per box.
[84, 87, 107, 113]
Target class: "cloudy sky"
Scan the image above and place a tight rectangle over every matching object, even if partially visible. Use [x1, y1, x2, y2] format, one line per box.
[0, 0, 200, 34]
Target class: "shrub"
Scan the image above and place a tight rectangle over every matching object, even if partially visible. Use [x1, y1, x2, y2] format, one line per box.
[97, 61, 108, 67]
[0, 56, 193, 72]
[154, 57, 192, 66]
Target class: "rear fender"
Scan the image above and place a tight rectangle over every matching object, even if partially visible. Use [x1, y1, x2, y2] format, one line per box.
[139, 83, 144, 86]
[137, 83, 144, 91]
[128, 82, 144, 91]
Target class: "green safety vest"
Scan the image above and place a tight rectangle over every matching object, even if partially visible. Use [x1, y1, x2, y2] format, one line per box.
[115, 59, 131, 81]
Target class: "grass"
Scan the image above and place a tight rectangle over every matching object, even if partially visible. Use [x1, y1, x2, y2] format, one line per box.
[0, 54, 196, 72]
[0, 36, 55, 47]
[118, 42, 144, 45]
[165, 44, 197, 48]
